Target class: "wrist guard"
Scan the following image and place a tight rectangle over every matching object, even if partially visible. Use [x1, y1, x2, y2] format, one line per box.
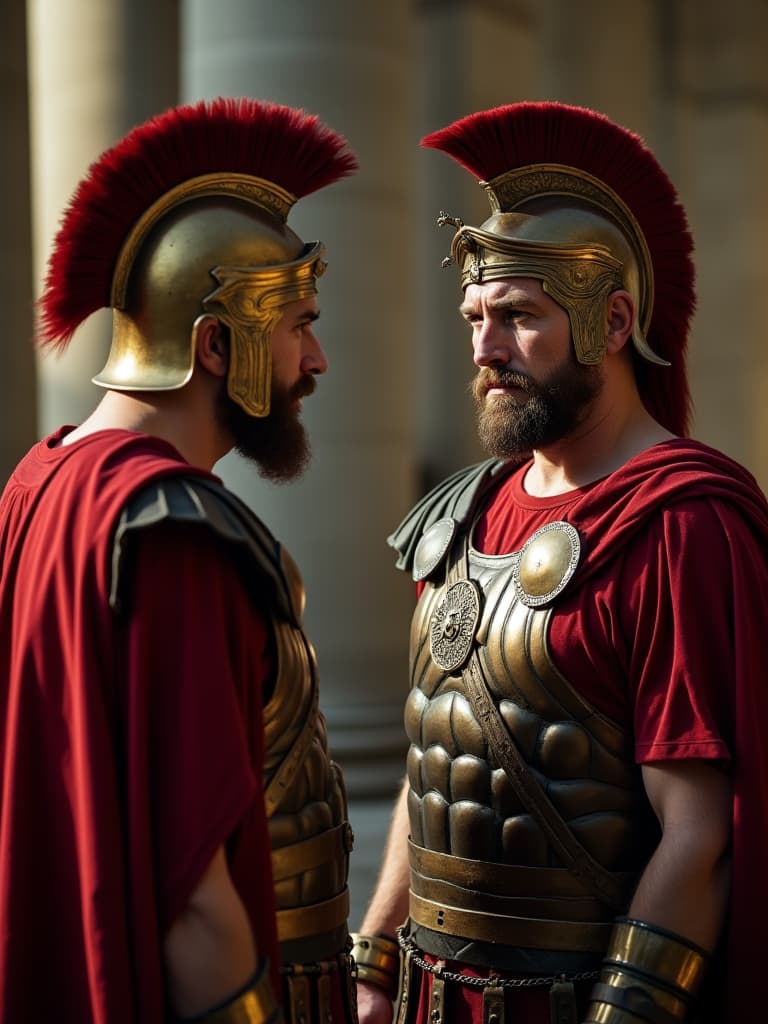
[178, 958, 282, 1024]
[584, 917, 710, 1024]
[350, 932, 400, 1000]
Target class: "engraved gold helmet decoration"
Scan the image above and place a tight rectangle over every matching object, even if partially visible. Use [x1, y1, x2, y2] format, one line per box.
[422, 102, 695, 437]
[38, 98, 358, 417]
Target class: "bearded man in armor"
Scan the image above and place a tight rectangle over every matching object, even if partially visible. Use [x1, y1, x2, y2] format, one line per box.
[0, 98, 358, 1024]
[351, 102, 768, 1024]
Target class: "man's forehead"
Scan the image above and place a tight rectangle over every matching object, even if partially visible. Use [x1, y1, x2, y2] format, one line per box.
[461, 277, 545, 309]
[282, 295, 320, 320]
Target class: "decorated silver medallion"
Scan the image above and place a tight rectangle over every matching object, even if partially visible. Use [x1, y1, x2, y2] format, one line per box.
[429, 578, 482, 672]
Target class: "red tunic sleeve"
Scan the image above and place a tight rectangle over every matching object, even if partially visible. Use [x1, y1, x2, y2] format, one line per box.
[619, 498, 737, 764]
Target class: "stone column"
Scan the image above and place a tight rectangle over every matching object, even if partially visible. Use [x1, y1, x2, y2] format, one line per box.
[181, 0, 417, 923]
[675, 0, 768, 491]
[27, 0, 179, 433]
[1, 0, 37, 483]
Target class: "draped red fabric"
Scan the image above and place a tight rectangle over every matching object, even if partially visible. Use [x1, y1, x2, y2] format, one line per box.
[473, 438, 768, 1021]
[0, 429, 278, 1022]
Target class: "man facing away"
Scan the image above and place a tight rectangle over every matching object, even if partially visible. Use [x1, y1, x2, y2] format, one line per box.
[351, 102, 768, 1024]
[0, 98, 359, 1024]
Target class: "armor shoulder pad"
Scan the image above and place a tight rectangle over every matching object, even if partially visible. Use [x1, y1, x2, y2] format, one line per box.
[387, 459, 512, 580]
[110, 474, 300, 622]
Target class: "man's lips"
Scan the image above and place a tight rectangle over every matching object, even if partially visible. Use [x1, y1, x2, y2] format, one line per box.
[480, 370, 530, 391]
[484, 381, 530, 399]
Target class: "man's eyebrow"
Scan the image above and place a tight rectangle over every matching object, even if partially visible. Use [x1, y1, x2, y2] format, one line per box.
[487, 293, 539, 310]
[295, 309, 320, 324]
[458, 294, 539, 317]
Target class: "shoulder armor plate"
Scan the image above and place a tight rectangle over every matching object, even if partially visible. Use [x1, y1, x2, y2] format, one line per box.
[110, 473, 301, 622]
[388, 459, 514, 580]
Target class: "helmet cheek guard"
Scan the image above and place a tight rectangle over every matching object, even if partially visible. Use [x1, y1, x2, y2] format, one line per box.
[203, 247, 327, 418]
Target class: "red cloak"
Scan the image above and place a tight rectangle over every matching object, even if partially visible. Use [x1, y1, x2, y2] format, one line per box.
[0, 428, 278, 1022]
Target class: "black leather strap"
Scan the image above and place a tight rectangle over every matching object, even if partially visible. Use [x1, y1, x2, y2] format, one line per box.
[588, 982, 680, 1024]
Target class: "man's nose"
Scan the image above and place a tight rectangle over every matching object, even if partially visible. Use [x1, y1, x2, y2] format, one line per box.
[472, 322, 511, 368]
[301, 331, 329, 376]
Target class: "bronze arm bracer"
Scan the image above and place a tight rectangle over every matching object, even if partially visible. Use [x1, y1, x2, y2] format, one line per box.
[176, 958, 282, 1024]
[350, 933, 400, 1000]
[583, 917, 710, 1024]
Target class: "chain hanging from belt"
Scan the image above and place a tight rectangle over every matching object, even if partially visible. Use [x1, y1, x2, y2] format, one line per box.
[396, 926, 598, 990]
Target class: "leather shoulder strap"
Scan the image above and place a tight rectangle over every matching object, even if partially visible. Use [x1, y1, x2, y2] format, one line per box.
[110, 474, 299, 623]
[461, 650, 631, 911]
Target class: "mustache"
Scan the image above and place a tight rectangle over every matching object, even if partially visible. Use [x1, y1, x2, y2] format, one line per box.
[471, 368, 534, 396]
[289, 374, 317, 401]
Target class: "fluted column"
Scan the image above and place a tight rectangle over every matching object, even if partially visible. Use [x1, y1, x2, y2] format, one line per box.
[676, 0, 768, 491]
[1, 0, 37, 484]
[27, 0, 179, 434]
[181, 0, 417, 922]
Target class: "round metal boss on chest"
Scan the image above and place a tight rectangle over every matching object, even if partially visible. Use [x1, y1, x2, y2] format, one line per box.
[513, 521, 581, 607]
[429, 578, 482, 672]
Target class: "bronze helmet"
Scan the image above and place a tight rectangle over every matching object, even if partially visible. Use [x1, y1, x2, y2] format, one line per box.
[39, 98, 358, 417]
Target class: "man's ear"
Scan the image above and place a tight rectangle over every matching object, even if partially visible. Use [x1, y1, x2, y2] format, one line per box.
[191, 315, 228, 378]
[605, 290, 635, 355]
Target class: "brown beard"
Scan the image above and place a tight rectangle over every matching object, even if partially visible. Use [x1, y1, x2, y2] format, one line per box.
[217, 374, 316, 482]
[470, 355, 602, 458]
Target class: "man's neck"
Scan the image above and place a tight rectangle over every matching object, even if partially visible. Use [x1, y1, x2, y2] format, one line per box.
[523, 402, 674, 498]
[61, 390, 230, 470]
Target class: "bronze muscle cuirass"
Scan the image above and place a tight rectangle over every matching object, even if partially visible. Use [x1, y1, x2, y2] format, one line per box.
[404, 521, 658, 969]
[262, 547, 352, 967]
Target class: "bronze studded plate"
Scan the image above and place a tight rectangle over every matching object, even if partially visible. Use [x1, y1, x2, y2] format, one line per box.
[512, 521, 581, 607]
[429, 578, 482, 672]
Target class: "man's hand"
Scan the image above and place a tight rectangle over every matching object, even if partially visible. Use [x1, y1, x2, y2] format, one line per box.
[356, 980, 395, 1024]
